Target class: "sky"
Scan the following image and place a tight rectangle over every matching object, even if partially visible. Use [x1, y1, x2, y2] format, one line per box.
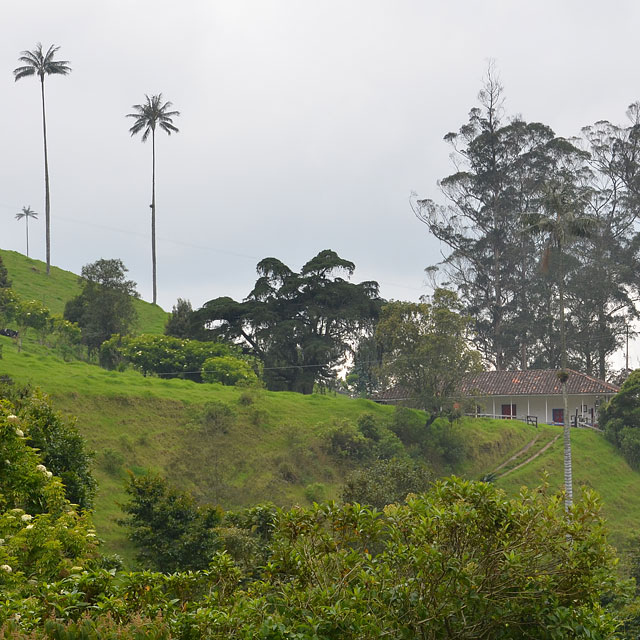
[2, 1, 640, 368]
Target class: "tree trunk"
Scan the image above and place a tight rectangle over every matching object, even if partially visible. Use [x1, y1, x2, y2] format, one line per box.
[151, 130, 157, 305]
[559, 253, 573, 510]
[40, 78, 51, 275]
[25, 218, 29, 258]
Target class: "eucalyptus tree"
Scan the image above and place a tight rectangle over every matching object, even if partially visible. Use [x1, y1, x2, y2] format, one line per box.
[525, 184, 598, 510]
[13, 44, 71, 275]
[15, 206, 38, 258]
[413, 69, 587, 370]
[126, 94, 180, 305]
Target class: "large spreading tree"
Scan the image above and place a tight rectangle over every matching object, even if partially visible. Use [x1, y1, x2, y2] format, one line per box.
[194, 250, 383, 393]
[13, 43, 71, 275]
[127, 94, 180, 305]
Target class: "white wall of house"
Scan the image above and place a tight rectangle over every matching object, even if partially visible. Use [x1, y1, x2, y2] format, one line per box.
[473, 393, 616, 425]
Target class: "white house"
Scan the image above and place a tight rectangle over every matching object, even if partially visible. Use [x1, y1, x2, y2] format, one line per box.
[457, 369, 619, 427]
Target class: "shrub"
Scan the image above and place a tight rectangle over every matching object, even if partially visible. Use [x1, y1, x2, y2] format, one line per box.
[341, 457, 432, 509]
[201, 355, 259, 386]
[324, 420, 372, 460]
[304, 482, 327, 503]
[101, 449, 124, 476]
[199, 400, 234, 434]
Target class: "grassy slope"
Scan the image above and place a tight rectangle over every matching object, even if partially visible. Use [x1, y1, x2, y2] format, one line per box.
[495, 427, 638, 549]
[2, 249, 639, 559]
[0, 249, 168, 334]
[0, 334, 539, 560]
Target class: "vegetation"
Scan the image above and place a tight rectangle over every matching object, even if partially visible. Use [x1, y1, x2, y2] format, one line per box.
[414, 67, 640, 379]
[195, 250, 383, 393]
[127, 94, 180, 305]
[13, 44, 71, 276]
[119, 473, 222, 572]
[64, 259, 139, 355]
[602, 369, 640, 468]
[375, 289, 482, 415]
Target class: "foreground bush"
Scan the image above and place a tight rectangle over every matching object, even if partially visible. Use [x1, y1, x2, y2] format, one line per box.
[1, 478, 624, 638]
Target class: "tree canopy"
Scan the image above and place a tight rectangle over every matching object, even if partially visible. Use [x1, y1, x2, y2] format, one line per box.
[63, 258, 139, 354]
[375, 289, 482, 415]
[194, 250, 383, 393]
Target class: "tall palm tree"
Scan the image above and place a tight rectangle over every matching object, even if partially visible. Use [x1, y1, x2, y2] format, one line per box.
[525, 184, 597, 511]
[13, 43, 71, 275]
[15, 206, 38, 257]
[126, 94, 180, 305]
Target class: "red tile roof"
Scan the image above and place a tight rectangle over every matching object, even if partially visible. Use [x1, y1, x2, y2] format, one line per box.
[458, 370, 619, 396]
[371, 370, 619, 404]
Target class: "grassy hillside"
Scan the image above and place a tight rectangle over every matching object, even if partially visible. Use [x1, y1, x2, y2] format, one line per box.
[0, 249, 168, 334]
[1, 248, 638, 562]
[0, 334, 542, 559]
[495, 428, 638, 549]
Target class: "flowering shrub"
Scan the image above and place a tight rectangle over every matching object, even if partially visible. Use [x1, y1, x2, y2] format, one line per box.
[100, 334, 260, 384]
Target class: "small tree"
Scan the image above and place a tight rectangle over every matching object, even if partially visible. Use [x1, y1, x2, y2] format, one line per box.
[118, 473, 222, 572]
[64, 259, 139, 355]
[341, 457, 433, 509]
[165, 297, 194, 338]
[375, 289, 482, 417]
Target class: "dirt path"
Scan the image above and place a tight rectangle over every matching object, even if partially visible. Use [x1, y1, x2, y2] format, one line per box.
[491, 434, 540, 474]
[497, 433, 561, 479]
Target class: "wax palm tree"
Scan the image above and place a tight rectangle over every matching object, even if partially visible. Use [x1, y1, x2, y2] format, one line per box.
[525, 184, 597, 511]
[15, 206, 38, 258]
[13, 43, 71, 275]
[126, 94, 180, 305]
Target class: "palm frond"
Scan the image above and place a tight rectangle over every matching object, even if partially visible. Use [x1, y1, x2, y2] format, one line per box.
[13, 43, 71, 81]
[126, 93, 180, 141]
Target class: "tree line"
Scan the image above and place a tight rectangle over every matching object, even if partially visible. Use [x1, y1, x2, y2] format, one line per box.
[414, 68, 640, 380]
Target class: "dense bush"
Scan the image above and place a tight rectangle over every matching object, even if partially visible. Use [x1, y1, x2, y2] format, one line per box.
[0, 386, 96, 510]
[601, 369, 640, 468]
[341, 457, 433, 509]
[201, 355, 259, 386]
[0, 479, 624, 638]
[100, 334, 258, 384]
[118, 474, 223, 572]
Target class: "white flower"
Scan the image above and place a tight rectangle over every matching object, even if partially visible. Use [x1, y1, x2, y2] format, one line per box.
[20, 514, 32, 522]
[4, 460, 9, 466]
[15, 429, 24, 438]
[36, 464, 47, 473]
[86, 533, 97, 538]
[0, 565, 11, 573]
[25, 524, 33, 530]
[6, 415, 19, 425]
[46, 471, 53, 478]
[0, 539, 4, 544]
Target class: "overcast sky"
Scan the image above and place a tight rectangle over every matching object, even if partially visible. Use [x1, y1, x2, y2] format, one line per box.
[2, 1, 640, 367]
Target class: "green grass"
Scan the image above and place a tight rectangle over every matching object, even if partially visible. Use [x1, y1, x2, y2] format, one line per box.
[1, 249, 168, 334]
[2, 248, 639, 561]
[495, 426, 639, 549]
[0, 334, 547, 562]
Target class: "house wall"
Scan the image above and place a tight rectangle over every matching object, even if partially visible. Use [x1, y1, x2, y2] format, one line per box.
[473, 393, 616, 425]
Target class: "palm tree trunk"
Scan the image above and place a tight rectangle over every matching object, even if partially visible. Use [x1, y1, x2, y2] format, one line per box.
[559, 252, 573, 510]
[151, 130, 157, 305]
[25, 217, 29, 258]
[40, 77, 51, 275]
